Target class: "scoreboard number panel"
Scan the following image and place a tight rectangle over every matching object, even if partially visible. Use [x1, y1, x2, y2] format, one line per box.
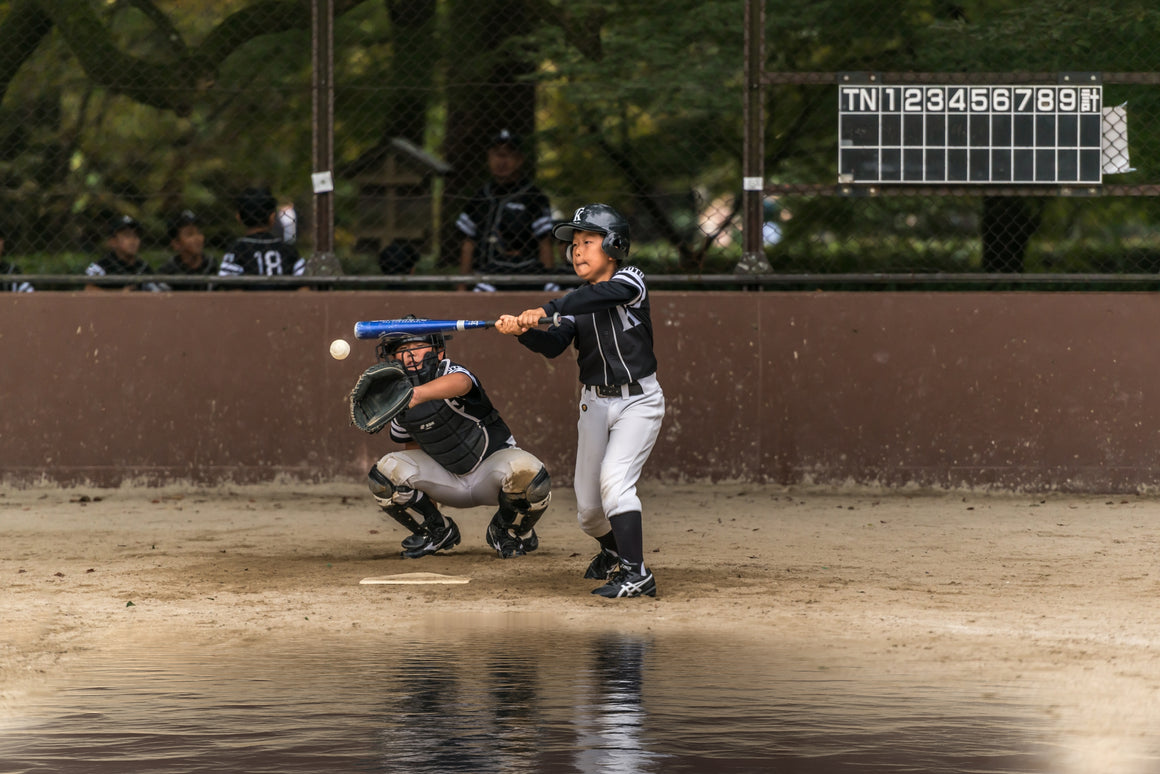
[839, 85, 1103, 184]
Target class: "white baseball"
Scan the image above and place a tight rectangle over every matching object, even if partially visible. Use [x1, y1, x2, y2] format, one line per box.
[329, 338, 350, 360]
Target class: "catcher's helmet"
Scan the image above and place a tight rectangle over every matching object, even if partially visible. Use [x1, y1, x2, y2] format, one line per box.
[552, 203, 630, 262]
[375, 315, 449, 382]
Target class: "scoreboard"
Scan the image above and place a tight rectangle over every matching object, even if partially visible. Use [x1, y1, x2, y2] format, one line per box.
[838, 84, 1103, 184]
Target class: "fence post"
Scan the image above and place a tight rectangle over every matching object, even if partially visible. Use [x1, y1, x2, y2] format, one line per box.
[309, 0, 340, 275]
[737, 0, 771, 274]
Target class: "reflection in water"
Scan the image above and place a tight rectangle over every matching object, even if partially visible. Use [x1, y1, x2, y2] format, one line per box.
[573, 634, 659, 773]
[0, 622, 1075, 773]
[375, 634, 655, 772]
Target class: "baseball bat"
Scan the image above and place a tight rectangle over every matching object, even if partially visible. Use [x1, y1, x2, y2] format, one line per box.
[353, 314, 560, 340]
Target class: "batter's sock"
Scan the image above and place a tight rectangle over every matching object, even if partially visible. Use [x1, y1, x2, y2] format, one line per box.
[608, 510, 644, 569]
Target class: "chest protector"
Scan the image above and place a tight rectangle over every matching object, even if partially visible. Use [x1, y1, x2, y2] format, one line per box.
[397, 399, 496, 475]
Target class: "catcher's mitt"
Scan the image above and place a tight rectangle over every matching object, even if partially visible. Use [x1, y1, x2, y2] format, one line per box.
[349, 361, 414, 434]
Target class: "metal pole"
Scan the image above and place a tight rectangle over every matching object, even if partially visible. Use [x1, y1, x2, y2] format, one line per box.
[309, 0, 340, 275]
[737, 0, 771, 274]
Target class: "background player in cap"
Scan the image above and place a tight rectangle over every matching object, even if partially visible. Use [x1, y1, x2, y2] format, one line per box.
[84, 214, 168, 292]
[496, 203, 665, 598]
[158, 209, 218, 290]
[366, 320, 552, 560]
[455, 129, 557, 292]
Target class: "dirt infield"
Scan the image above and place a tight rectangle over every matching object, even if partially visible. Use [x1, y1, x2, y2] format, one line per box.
[4, 481, 1160, 763]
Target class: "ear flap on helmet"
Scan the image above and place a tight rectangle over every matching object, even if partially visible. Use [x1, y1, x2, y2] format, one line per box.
[602, 232, 628, 261]
[565, 234, 627, 263]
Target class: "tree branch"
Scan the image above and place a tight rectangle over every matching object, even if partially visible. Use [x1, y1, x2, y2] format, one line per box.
[0, 0, 54, 106]
[32, 0, 346, 114]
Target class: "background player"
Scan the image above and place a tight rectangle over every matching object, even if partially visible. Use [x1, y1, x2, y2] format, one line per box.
[455, 129, 557, 292]
[496, 204, 664, 598]
[0, 226, 32, 292]
[84, 215, 168, 292]
[368, 321, 551, 560]
[159, 209, 218, 289]
[219, 187, 305, 287]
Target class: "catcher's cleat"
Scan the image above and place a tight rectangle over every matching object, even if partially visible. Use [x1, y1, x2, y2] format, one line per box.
[486, 521, 526, 558]
[401, 517, 461, 559]
[591, 565, 657, 599]
[400, 531, 427, 552]
[583, 548, 621, 580]
[482, 510, 535, 559]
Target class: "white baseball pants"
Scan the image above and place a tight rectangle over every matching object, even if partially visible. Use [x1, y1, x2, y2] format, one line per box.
[574, 373, 665, 538]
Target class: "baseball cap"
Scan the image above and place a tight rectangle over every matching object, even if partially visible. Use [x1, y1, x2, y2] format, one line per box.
[488, 129, 522, 150]
[109, 214, 141, 237]
[167, 209, 199, 241]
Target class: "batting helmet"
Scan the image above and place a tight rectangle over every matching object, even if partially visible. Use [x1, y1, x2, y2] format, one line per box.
[552, 204, 630, 262]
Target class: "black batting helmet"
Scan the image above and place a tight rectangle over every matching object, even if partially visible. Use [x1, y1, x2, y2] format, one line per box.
[552, 203, 630, 262]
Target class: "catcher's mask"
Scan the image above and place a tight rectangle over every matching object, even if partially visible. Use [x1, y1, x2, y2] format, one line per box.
[375, 317, 449, 383]
[552, 203, 630, 262]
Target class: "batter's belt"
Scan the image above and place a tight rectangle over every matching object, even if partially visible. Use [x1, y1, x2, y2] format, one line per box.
[587, 381, 644, 398]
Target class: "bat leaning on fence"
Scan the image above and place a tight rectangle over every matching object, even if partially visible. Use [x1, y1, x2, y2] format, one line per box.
[353, 314, 561, 340]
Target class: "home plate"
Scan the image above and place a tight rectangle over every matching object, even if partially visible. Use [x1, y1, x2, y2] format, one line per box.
[360, 572, 471, 585]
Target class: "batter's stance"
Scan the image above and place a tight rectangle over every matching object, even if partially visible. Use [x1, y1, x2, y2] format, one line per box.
[497, 204, 664, 598]
[368, 324, 551, 560]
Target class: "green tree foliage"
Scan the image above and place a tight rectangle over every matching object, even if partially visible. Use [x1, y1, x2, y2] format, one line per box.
[2, 0, 1160, 275]
[0, 0, 323, 262]
[521, 0, 744, 268]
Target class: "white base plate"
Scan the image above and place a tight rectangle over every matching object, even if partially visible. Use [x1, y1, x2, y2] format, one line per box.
[359, 572, 471, 585]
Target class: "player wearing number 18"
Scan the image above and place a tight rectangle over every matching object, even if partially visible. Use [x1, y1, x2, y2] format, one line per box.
[497, 203, 665, 599]
[218, 187, 305, 290]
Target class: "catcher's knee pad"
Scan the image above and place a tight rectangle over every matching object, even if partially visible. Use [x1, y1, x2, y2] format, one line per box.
[499, 466, 550, 535]
[367, 464, 420, 508]
[500, 465, 551, 516]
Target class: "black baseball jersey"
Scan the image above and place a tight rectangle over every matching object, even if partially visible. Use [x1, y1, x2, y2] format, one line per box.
[85, 252, 168, 292]
[517, 266, 657, 386]
[1, 261, 32, 292]
[158, 253, 219, 291]
[455, 180, 553, 273]
[389, 359, 516, 460]
[219, 231, 305, 281]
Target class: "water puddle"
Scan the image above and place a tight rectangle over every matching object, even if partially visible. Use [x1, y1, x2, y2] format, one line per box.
[0, 618, 1085, 773]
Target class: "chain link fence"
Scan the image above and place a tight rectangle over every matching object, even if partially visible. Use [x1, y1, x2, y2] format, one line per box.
[747, 1, 1160, 285]
[1, 1, 1159, 289]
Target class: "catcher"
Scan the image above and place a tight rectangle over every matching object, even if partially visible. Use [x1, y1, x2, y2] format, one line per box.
[350, 319, 551, 559]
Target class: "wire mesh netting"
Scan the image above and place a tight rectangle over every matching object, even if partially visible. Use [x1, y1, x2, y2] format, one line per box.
[1, 0, 1159, 290]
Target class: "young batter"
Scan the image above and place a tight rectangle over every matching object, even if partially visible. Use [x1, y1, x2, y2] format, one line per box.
[497, 204, 664, 598]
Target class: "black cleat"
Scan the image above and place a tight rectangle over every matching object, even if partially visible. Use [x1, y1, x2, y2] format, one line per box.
[400, 532, 426, 552]
[591, 566, 657, 598]
[583, 548, 621, 580]
[520, 529, 539, 553]
[401, 517, 461, 559]
[486, 521, 526, 558]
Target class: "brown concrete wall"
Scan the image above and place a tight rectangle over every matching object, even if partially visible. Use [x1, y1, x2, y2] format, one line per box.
[2, 291, 1159, 492]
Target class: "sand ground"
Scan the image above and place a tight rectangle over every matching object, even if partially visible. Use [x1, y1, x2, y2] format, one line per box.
[3, 482, 1160, 769]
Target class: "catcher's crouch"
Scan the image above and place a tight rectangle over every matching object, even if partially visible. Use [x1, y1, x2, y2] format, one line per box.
[356, 323, 551, 559]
